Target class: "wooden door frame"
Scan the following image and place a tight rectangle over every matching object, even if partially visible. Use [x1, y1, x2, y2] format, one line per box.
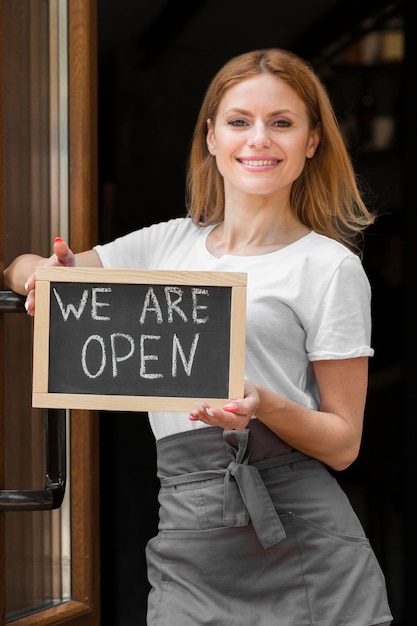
[67, 0, 101, 614]
[0, 0, 100, 624]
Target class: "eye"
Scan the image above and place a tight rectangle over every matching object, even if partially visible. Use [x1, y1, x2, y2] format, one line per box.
[272, 119, 292, 128]
[228, 118, 249, 127]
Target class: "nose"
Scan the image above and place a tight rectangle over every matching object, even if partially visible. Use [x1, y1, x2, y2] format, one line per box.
[248, 122, 271, 149]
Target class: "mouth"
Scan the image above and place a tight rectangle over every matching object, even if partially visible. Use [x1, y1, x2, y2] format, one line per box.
[238, 159, 279, 167]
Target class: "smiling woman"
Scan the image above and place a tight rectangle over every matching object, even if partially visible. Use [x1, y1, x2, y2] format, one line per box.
[4, 47, 392, 625]
[206, 74, 320, 208]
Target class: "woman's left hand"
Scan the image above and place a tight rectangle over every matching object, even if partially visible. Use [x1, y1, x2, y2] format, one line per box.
[189, 379, 260, 430]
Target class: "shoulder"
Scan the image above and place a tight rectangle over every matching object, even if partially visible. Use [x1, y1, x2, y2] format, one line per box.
[96, 216, 200, 251]
[304, 231, 356, 259]
[147, 215, 195, 232]
[290, 232, 371, 301]
[94, 216, 212, 269]
[142, 216, 206, 241]
[301, 231, 365, 275]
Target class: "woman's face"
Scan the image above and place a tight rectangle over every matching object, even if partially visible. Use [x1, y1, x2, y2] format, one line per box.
[206, 73, 320, 201]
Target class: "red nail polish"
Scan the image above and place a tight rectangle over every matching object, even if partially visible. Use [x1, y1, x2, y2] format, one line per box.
[54, 236, 63, 242]
[223, 401, 238, 413]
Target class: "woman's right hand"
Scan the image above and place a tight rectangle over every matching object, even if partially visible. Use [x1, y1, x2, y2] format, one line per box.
[4, 238, 101, 317]
[24, 237, 76, 316]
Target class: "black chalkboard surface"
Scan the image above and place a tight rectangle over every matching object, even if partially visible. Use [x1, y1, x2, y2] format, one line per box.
[32, 267, 247, 412]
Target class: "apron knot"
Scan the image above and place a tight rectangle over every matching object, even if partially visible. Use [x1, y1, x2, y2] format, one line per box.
[223, 429, 286, 549]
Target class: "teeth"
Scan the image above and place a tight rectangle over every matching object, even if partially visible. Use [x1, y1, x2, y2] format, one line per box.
[241, 159, 277, 166]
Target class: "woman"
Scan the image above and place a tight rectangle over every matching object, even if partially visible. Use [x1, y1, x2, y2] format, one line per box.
[5, 48, 392, 625]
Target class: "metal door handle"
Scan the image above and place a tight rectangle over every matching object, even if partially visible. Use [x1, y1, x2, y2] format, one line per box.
[0, 290, 66, 511]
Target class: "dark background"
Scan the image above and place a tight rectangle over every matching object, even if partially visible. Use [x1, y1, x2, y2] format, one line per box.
[98, 1, 415, 624]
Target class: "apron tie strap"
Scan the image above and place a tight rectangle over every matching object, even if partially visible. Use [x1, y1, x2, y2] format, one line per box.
[223, 429, 286, 549]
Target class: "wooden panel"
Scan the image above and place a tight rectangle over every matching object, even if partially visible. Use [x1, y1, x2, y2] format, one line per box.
[0, 0, 100, 624]
[69, 0, 98, 252]
[0, 0, 5, 617]
[67, 0, 100, 624]
[0, 0, 49, 618]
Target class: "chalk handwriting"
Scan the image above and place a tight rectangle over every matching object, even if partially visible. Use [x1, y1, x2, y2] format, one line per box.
[53, 285, 210, 325]
[48, 281, 230, 397]
[80, 331, 200, 379]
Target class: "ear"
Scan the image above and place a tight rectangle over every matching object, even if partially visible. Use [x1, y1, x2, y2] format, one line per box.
[206, 118, 216, 155]
[306, 124, 321, 159]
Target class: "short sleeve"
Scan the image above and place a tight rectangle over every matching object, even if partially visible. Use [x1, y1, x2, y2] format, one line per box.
[306, 255, 374, 360]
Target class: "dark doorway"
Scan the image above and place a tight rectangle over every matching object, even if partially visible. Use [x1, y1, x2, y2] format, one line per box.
[98, 1, 410, 624]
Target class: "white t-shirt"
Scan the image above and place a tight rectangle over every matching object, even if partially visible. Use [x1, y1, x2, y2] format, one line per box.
[94, 217, 374, 440]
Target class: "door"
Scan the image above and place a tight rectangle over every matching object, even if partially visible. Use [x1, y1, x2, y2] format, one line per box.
[0, 1, 100, 624]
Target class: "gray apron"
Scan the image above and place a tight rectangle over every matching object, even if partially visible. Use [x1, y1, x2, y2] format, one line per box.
[146, 420, 392, 626]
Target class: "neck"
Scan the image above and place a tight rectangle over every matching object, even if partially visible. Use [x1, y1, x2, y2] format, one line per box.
[208, 204, 309, 257]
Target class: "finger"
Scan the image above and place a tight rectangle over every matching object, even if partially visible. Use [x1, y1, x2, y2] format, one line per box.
[53, 237, 75, 266]
[195, 402, 214, 417]
[25, 272, 36, 293]
[223, 401, 239, 413]
[25, 290, 35, 317]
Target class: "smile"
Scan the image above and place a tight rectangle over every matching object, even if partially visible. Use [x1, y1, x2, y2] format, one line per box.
[239, 159, 278, 166]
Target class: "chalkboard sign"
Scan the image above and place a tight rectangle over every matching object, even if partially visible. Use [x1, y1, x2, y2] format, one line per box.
[32, 267, 247, 412]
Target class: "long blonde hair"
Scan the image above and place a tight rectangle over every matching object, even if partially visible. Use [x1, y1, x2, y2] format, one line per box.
[186, 48, 374, 256]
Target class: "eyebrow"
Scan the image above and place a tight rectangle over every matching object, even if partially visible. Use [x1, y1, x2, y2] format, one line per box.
[224, 107, 301, 119]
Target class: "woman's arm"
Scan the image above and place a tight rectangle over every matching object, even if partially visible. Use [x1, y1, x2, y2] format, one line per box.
[4, 254, 48, 295]
[3, 238, 102, 315]
[190, 357, 368, 472]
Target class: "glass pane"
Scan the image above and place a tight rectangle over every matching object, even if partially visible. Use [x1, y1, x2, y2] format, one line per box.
[2, 0, 71, 619]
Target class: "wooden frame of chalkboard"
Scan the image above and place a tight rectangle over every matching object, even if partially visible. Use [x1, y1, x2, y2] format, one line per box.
[32, 266, 247, 412]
